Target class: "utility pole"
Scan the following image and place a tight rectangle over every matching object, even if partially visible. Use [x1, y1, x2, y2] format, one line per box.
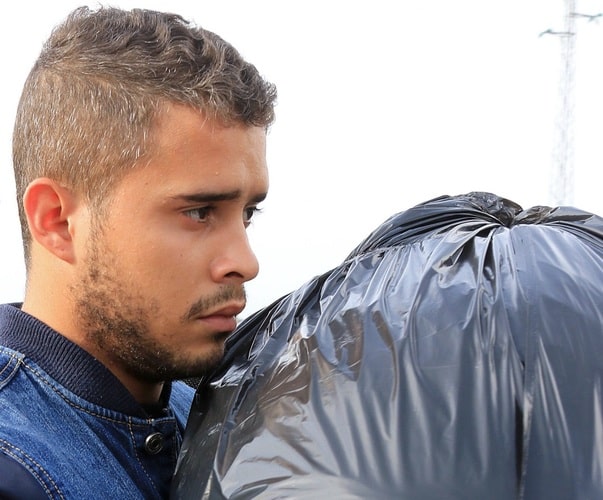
[543, 1, 603, 207]
[550, 0, 576, 207]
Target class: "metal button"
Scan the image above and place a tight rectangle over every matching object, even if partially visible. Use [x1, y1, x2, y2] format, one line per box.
[144, 432, 164, 455]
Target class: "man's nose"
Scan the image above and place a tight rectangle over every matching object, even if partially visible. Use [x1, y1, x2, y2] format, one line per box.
[210, 228, 260, 284]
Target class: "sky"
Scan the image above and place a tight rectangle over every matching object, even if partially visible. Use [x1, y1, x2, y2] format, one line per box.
[1, 0, 602, 316]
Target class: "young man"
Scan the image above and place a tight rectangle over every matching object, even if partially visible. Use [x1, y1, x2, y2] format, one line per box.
[0, 6, 276, 499]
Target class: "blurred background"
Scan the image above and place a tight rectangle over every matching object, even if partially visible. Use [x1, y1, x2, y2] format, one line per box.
[1, 0, 601, 316]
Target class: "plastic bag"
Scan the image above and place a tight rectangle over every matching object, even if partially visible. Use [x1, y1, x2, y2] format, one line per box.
[172, 192, 603, 499]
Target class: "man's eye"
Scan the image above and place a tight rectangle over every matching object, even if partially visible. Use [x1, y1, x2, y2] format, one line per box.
[184, 207, 212, 222]
[244, 206, 262, 226]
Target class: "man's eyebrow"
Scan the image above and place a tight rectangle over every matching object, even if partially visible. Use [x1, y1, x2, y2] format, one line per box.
[173, 190, 267, 204]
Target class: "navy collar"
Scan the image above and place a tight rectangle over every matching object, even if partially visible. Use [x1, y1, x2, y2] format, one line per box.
[0, 303, 171, 418]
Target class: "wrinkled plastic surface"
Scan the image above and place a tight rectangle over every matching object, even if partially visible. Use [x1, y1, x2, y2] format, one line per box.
[173, 192, 603, 500]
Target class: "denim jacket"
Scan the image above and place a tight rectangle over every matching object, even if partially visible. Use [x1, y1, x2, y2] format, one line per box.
[0, 304, 194, 499]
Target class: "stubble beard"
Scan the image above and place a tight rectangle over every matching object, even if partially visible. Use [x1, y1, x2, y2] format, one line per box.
[72, 232, 244, 383]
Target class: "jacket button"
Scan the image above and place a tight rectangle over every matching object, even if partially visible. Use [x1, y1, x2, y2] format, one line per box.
[144, 432, 164, 455]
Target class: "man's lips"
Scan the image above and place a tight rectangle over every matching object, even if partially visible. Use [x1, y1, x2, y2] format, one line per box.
[195, 303, 246, 332]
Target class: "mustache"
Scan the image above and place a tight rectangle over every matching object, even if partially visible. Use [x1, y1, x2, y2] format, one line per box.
[183, 285, 247, 321]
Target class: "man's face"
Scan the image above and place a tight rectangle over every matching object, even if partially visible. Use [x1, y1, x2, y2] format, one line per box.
[72, 104, 268, 382]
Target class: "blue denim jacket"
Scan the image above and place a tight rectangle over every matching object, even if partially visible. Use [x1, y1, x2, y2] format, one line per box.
[0, 304, 194, 499]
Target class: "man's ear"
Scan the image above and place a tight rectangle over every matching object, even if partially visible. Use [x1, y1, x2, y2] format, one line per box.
[23, 178, 81, 264]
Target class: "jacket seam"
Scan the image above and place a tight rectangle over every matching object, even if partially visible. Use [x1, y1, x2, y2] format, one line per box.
[127, 418, 158, 494]
[0, 438, 65, 499]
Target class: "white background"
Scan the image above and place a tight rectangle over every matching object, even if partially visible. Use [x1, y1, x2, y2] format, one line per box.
[1, 1, 602, 316]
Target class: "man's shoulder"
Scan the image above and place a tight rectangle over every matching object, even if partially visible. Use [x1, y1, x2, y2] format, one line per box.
[0, 351, 65, 499]
[0, 347, 65, 498]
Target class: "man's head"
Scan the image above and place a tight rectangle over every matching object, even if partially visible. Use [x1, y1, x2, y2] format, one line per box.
[13, 6, 277, 398]
[13, 6, 276, 262]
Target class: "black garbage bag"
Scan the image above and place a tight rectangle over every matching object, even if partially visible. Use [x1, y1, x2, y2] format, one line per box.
[172, 192, 603, 500]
